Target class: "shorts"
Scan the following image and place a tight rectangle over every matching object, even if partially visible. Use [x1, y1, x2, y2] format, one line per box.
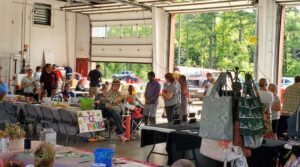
[143, 103, 158, 117]
[89, 86, 99, 98]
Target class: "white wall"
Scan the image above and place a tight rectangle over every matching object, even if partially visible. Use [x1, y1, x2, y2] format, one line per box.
[0, 0, 90, 84]
[75, 14, 90, 60]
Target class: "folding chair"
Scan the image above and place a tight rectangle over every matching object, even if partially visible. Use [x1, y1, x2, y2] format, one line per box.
[0, 103, 11, 125]
[4, 102, 18, 123]
[58, 109, 79, 143]
[51, 108, 62, 134]
[131, 107, 143, 136]
[23, 104, 42, 136]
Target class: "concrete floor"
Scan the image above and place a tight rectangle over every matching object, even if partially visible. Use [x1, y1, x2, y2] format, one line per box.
[60, 101, 203, 167]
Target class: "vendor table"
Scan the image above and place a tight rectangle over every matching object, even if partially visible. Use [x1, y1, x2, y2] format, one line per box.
[141, 123, 295, 167]
[0, 141, 160, 167]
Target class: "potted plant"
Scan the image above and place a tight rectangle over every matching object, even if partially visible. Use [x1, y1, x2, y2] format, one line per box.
[5, 123, 25, 150]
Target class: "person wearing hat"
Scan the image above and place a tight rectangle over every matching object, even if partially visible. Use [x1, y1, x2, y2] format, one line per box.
[106, 79, 128, 142]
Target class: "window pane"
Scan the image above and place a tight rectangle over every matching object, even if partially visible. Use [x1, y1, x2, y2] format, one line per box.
[107, 26, 121, 37]
[92, 27, 106, 37]
[33, 3, 51, 26]
[139, 25, 152, 37]
[122, 25, 133, 37]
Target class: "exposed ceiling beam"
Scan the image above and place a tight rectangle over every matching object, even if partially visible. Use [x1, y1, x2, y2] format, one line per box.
[81, 7, 143, 14]
[106, 0, 152, 11]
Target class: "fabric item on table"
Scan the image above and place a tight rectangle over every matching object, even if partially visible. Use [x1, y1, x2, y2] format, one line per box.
[167, 131, 202, 165]
[140, 129, 169, 147]
[283, 84, 300, 113]
[247, 139, 286, 167]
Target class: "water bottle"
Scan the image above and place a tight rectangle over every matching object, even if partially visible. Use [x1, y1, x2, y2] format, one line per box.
[39, 128, 57, 146]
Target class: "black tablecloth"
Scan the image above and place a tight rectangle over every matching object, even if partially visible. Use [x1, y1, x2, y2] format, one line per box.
[141, 123, 200, 147]
[247, 139, 287, 167]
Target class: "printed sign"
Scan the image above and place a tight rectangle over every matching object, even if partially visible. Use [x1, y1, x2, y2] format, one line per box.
[77, 110, 105, 133]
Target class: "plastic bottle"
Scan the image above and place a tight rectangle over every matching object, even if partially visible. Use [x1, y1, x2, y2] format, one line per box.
[39, 128, 57, 146]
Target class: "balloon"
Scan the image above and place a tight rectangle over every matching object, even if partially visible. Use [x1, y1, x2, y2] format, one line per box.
[249, 36, 257, 44]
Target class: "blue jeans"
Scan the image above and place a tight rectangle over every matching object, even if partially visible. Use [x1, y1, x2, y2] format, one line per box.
[110, 109, 124, 135]
[165, 105, 176, 123]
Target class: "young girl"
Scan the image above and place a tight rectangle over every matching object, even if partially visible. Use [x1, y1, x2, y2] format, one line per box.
[268, 83, 281, 139]
[127, 85, 142, 107]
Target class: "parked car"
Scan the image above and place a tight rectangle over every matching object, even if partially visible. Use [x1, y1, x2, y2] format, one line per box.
[282, 77, 294, 89]
[112, 71, 134, 80]
[187, 77, 206, 101]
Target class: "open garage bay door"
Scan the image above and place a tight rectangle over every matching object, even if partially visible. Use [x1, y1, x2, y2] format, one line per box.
[90, 11, 153, 64]
[62, 0, 258, 64]
[276, 0, 300, 6]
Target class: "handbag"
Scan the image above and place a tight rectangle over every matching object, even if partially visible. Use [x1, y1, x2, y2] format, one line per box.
[243, 135, 263, 148]
[223, 145, 249, 167]
[199, 72, 233, 141]
[200, 138, 231, 162]
[238, 74, 264, 136]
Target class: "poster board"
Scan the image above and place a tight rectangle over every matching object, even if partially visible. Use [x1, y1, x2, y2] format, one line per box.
[44, 50, 55, 65]
[77, 110, 105, 133]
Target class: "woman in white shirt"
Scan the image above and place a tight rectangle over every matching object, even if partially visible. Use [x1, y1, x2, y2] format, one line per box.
[21, 69, 35, 101]
[268, 83, 281, 139]
[258, 78, 274, 139]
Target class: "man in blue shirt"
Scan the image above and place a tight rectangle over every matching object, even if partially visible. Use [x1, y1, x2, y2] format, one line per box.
[0, 77, 9, 100]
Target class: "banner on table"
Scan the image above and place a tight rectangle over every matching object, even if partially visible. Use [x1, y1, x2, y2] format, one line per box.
[77, 110, 105, 133]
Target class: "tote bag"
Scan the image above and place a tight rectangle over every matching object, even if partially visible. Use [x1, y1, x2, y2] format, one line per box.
[238, 74, 264, 136]
[199, 72, 233, 141]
